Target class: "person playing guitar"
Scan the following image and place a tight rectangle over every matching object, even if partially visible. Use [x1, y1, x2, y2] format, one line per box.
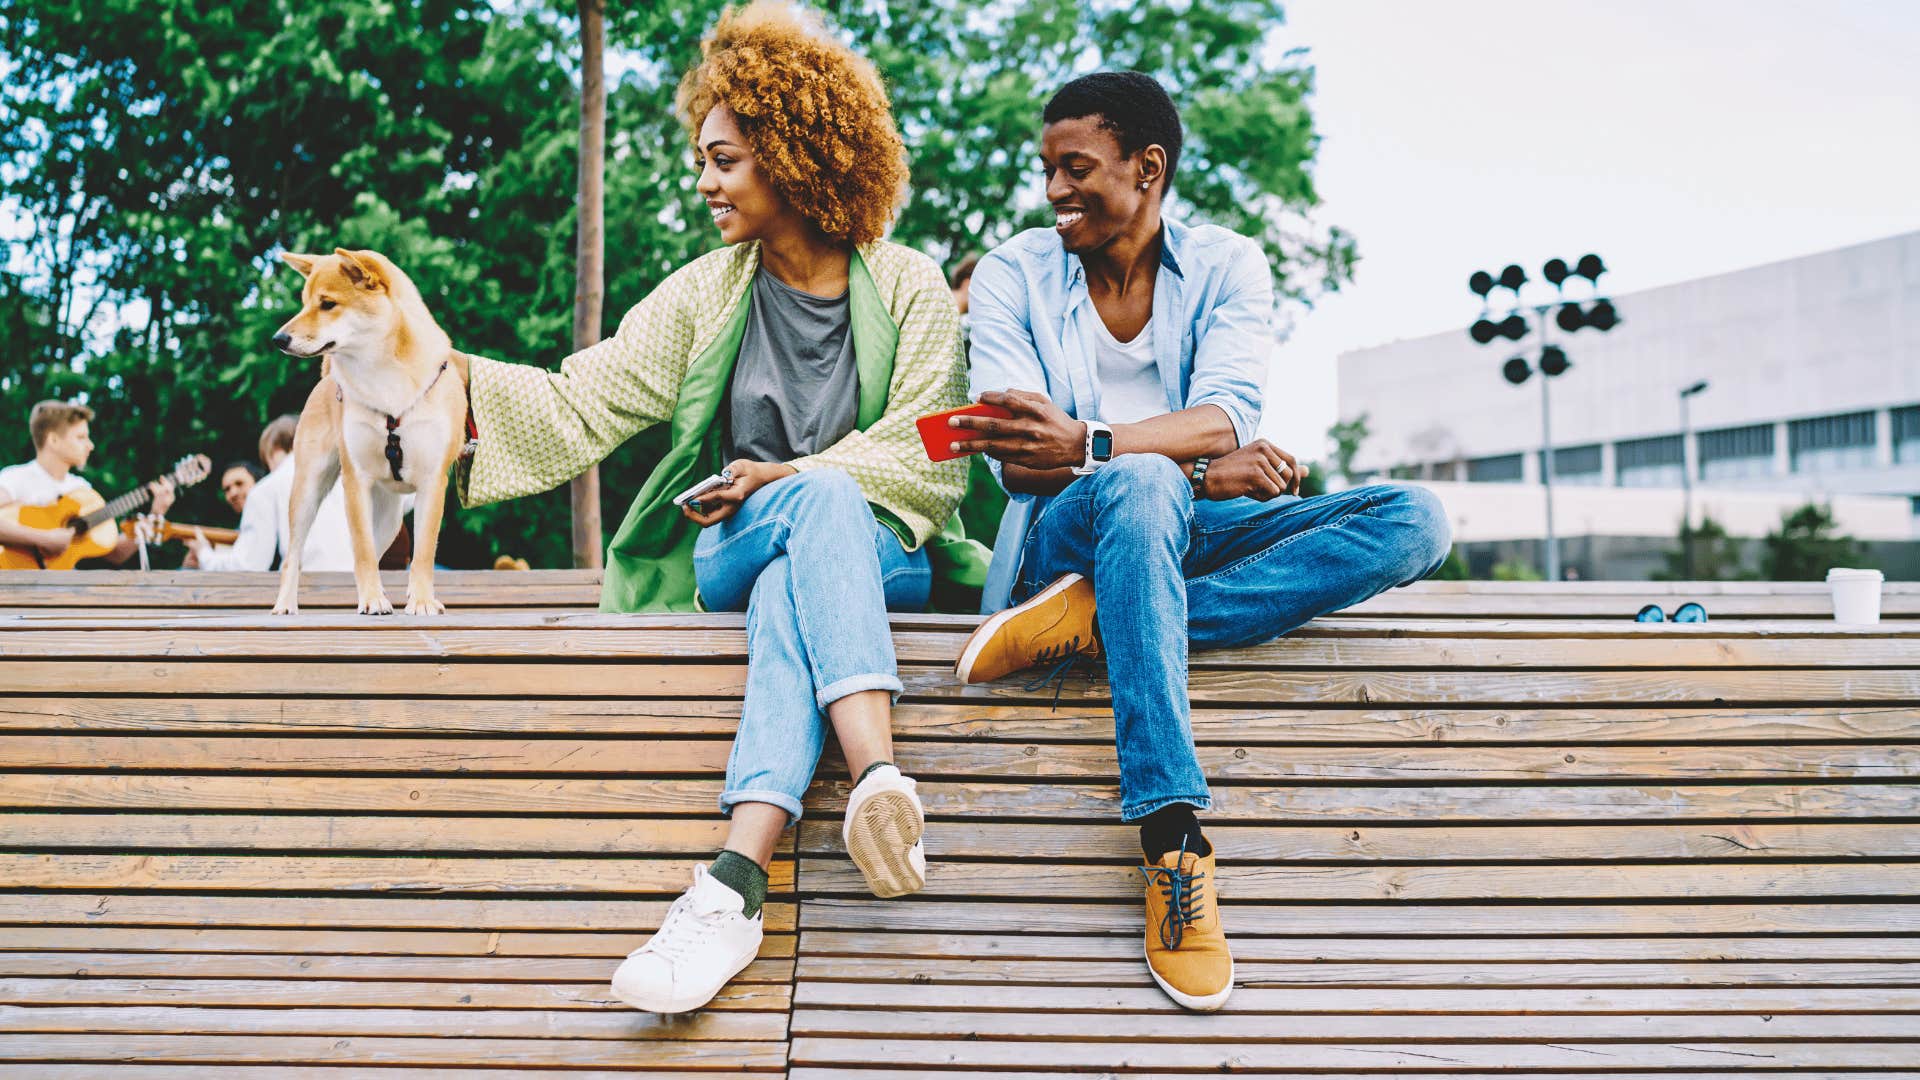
[0, 400, 182, 568]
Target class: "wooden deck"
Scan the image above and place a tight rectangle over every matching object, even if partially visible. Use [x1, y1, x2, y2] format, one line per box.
[3, 570, 1917, 1077]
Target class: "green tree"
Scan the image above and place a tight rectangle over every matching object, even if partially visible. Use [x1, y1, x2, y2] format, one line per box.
[1326, 412, 1370, 485]
[1760, 503, 1870, 582]
[1653, 514, 1746, 581]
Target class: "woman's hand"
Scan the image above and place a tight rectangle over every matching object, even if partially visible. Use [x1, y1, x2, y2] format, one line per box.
[949, 389, 1087, 471]
[1199, 440, 1306, 501]
[681, 459, 798, 527]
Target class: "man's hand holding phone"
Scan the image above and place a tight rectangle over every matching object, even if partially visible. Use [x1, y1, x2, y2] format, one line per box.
[678, 460, 798, 527]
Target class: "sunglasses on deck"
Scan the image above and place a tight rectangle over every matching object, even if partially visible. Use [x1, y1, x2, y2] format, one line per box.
[1636, 602, 1708, 623]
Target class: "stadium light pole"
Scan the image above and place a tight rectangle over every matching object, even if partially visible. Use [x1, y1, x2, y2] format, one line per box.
[1679, 379, 1710, 579]
[1468, 255, 1620, 581]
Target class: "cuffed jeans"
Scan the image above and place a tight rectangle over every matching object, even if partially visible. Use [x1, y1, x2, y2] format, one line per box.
[694, 469, 931, 822]
[1012, 456, 1452, 821]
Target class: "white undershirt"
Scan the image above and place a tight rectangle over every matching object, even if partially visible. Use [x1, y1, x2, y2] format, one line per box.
[1089, 314, 1167, 425]
[0, 461, 92, 507]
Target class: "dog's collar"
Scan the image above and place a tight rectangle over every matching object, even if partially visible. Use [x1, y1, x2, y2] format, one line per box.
[336, 360, 450, 482]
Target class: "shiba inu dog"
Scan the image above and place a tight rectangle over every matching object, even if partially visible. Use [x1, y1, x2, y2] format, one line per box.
[270, 249, 469, 615]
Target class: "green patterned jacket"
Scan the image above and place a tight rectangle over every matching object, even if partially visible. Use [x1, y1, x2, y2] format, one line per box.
[458, 239, 991, 612]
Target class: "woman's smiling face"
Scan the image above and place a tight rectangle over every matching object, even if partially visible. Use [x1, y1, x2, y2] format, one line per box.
[695, 106, 791, 245]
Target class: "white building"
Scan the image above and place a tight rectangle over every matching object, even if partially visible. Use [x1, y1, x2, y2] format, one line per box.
[1337, 230, 1920, 569]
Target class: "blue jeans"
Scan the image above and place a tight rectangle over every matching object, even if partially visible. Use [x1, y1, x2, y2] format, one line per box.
[1013, 456, 1452, 821]
[694, 469, 932, 822]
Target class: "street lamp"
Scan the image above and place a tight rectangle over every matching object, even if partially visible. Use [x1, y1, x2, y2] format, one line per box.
[1465, 254, 1622, 581]
[1679, 379, 1710, 578]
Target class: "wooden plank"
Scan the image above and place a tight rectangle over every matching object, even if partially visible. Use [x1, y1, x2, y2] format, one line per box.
[792, 1074, 1920, 1080]
[0, 1034, 786, 1068]
[795, 858, 1920, 901]
[9, 774, 1911, 819]
[788, 1038, 1920, 1070]
[794, 980, 1920, 1012]
[0, 854, 793, 895]
[797, 899, 1920, 935]
[0, 926, 795, 958]
[0, 926, 781, 957]
[13, 697, 1919, 745]
[0, 736, 735, 774]
[787, 1008, 1915, 1039]
[29, 1071, 771, 1080]
[0, 978, 787, 1011]
[793, 955, 1920, 987]
[0, 894, 798, 932]
[0, 774, 724, 813]
[15, 736, 1919, 781]
[20, 815, 1913, 862]
[795, 932, 1920, 962]
[0, 696, 750, 735]
[4, 814, 733, 854]
[13, 659, 1920, 703]
[797, 820, 1920, 861]
[0, 953, 792, 984]
[0, 1004, 786, 1040]
[804, 779, 1920, 821]
[13, 627, 1920, 668]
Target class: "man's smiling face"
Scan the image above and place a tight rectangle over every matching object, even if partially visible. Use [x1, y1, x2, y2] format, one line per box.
[1039, 114, 1157, 257]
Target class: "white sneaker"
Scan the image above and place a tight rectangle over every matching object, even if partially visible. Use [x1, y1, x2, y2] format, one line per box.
[843, 764, 926, 898]
[610, 863, 763, 1014]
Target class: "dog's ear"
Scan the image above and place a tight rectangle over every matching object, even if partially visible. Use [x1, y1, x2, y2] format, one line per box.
[332, 248, 387, 292]
[279, 252, 319, 278]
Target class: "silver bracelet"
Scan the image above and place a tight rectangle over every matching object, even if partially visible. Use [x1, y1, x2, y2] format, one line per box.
[1190, 456, 1211, 499]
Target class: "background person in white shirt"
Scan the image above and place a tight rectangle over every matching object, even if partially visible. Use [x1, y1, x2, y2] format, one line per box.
[190, 414, 407, 572]
[0, 400, 175, 565]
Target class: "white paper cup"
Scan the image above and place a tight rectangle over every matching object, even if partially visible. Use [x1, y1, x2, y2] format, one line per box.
[1827, 567, 1884, 625]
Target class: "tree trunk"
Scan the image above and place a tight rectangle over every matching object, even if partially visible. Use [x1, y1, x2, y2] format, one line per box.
[569, 0, 607, 569]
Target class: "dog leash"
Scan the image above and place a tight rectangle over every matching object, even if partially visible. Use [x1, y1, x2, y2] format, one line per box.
[335, 360, 450, 482]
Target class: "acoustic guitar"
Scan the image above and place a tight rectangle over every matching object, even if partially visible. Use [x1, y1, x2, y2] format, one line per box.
[0, 455, 212, 570]
[121, 516, 240, 547]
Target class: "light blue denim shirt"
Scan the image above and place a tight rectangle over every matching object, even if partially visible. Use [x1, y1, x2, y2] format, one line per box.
[967, 215, 1274, 612]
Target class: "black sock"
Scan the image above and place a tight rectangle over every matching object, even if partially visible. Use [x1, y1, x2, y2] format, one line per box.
[707, 850, 767, 920]
[1139, 803, 1210, 862]
[856, 760, 894, 785]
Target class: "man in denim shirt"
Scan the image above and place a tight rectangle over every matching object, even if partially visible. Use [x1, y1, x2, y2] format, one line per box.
[950, 72, 1453, 1012]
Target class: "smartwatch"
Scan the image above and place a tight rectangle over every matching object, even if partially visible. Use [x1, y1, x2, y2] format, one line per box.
[1073, 420, 1115, 476]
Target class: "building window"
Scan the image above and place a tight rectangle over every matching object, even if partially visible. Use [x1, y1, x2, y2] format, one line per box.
[1790, 410, 1876, 473]
[1698, 422, 1775, 482]
[1894, 406, 1920, 465]
[1616, 434, 1684, 488]
[1389, 464, 1419, 480]
[1537, 443, 1603, 486]
[1466, 453, 1524, 483]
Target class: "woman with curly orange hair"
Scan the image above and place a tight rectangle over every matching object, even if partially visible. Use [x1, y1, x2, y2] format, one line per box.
[453, 1, 981, 1014]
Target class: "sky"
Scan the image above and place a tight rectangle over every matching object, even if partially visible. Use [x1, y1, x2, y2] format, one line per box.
[1258, 0, 1920, 455]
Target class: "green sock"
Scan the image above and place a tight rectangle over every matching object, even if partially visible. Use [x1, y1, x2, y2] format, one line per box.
[707, 850, 767, 920]
[856, 760, 895, 785]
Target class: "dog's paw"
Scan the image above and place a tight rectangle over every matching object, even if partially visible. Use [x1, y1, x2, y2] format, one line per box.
[404, 594, 446, 616]
[358, 592, 395, 616]
[271, 601, 299, 616]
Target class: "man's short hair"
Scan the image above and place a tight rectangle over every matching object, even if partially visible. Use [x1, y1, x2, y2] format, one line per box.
[258, 414, 298, 466]
[222, 460, 266, 482]
[1042, 72, 1184, 189]
[949, 253, 982, 290]
[29, 400, 93, 450]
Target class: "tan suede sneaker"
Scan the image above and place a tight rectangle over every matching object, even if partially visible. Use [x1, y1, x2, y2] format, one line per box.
[954, 572, 1100, 684]
[1140, 841, 1234, 1011]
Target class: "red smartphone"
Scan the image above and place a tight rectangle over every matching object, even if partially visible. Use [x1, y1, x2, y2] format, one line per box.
[918, 403, 1014, 462]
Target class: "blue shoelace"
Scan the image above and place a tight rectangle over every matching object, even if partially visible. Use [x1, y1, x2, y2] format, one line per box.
[1138, 836, 1207, 950]
[1019, 636, 1096, 709]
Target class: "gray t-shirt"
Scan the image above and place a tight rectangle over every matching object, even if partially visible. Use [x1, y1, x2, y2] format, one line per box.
[724, 267, 859, 463]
